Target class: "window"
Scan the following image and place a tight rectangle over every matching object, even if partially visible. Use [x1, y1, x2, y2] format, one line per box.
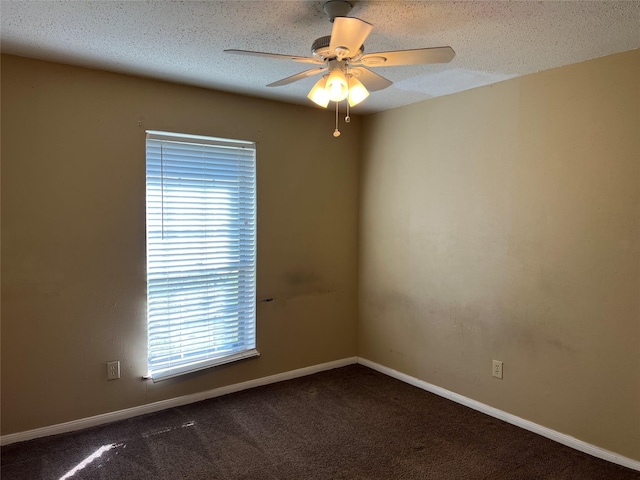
[145, 130, 258, 381]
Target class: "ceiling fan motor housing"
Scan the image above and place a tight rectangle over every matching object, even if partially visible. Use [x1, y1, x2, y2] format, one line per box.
[312, 35, 363, 61]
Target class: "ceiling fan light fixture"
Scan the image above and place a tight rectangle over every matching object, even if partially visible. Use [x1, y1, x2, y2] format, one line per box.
[225, 3, 456, 135]
[347, 76, 369, 106]
[308, 77, 331, 107]
[326, 67, 349, 102]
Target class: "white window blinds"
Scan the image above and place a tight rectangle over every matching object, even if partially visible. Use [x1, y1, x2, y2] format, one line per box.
[145, 130, 258, 381]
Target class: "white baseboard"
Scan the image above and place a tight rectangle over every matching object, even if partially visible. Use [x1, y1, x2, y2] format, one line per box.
[0, 356, 358, 446]
[357, 357, 640, 472]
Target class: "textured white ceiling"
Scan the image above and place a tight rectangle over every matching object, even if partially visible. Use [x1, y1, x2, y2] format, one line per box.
[1, 1, 639, 114]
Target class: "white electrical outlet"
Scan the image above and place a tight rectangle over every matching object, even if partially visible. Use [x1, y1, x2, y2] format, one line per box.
[107, 361, 120, 380]
[492, 360, 503, 379]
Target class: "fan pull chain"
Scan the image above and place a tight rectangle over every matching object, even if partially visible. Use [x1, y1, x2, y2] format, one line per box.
[345, 65, 351, 123]
[333, 102, 341, 137]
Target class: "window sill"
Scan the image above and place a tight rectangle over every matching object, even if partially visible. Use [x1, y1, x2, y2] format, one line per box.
[144, 348, 260, 382]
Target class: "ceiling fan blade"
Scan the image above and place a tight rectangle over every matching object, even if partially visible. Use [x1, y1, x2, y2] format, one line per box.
[329, 17, 373, 58]
[267, 68, 326, 87]
[224, 49, 323, 65]
[358, 46, 455, 67]
[350, 67, 393, 92]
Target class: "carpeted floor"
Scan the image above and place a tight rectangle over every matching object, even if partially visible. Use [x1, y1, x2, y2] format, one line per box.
[2, 364, 639, 479]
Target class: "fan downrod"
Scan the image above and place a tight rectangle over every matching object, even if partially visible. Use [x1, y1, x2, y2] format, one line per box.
[323, 0, 352, 23]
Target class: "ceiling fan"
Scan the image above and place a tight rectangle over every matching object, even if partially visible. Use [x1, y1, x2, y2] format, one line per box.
[225, 0, 455, 136]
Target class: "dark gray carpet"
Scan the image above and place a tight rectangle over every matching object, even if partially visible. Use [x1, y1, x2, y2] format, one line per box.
[2, 365, 639, 479]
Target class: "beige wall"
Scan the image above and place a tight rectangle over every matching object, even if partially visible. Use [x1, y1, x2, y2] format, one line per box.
[360, 49, 640, 460]
[2, 48, 639, 463]
[1, 54, 360, 435]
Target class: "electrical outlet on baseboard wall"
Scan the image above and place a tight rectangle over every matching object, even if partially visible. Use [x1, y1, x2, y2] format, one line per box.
[107, 361, 120, 381]
[492, 360, 503, 379]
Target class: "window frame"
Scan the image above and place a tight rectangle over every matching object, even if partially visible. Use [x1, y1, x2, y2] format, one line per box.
[144, 130, 258, 381]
